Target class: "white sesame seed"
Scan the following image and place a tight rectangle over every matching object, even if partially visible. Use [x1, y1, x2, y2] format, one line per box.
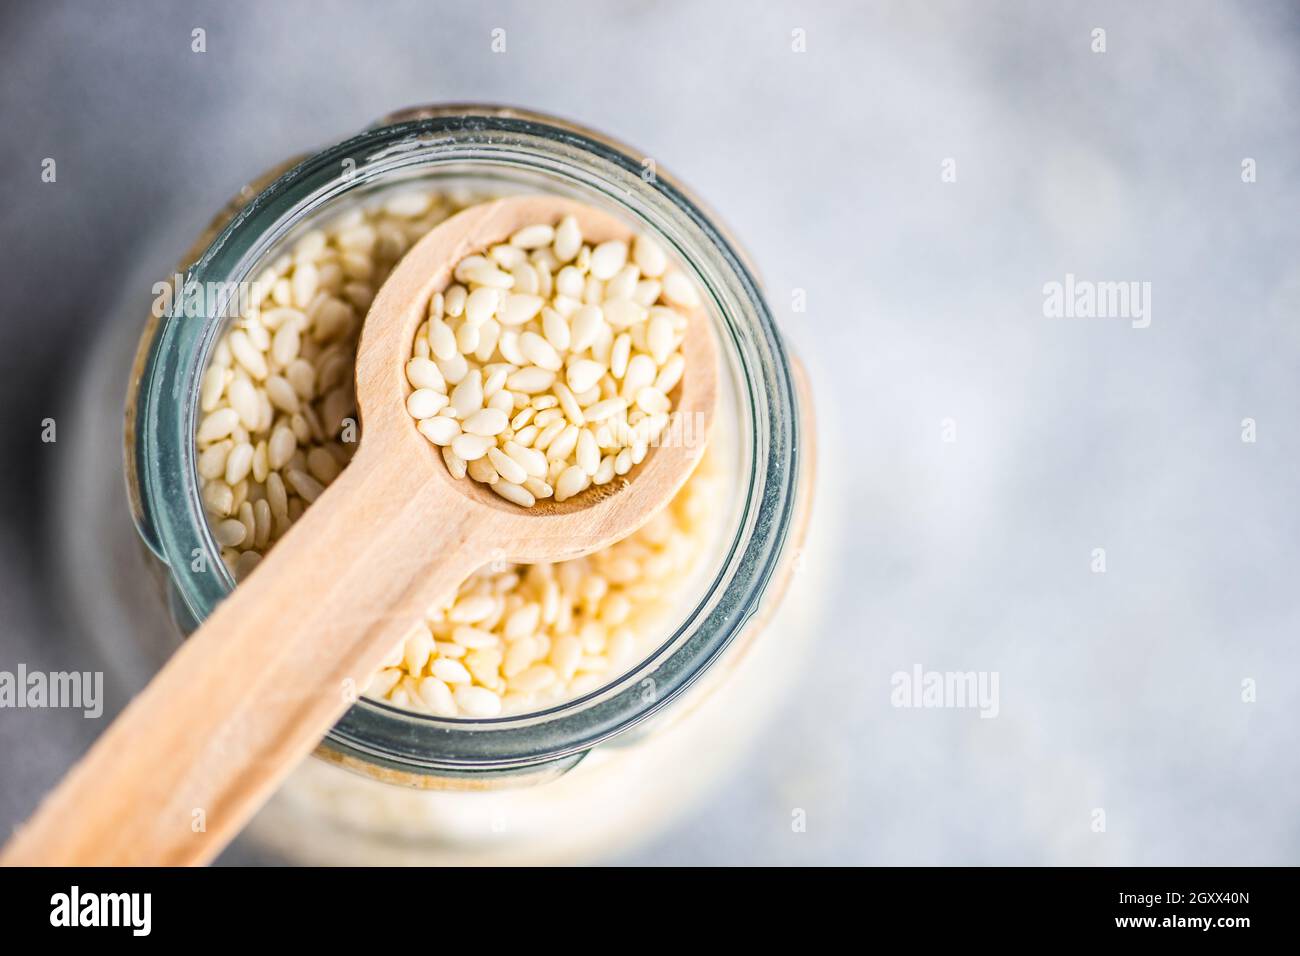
[590, 240, 628, 280]
[450, 370, 483, 416]
[418, 677, 456, 716]
[226, 378, 261, 429]
[405, 357, 445, 391]
[197, 408, 240, 444]
[533, 417, 565, 450]
[577, 428, 600, 476]
[523, 477, 553, 499]
[498, 330, 526, 366]
[200, 366, 226, 412]
[214, 519, 247, 548]
[224, 442, 254, 486]
[452, 626, 499, 649]
[546, 424, 580, 462]
[621, 354, 658, 399]
[467, 456, 499, 484]
[435, 351, 469, 386]
[464, 286, 500, 327]
[449, 594, 496, 623]
[553, 215, 581, 262]
[444, 284, 467, 317]
[601, 298, 647, 330]
[510, 223, 555, 249]
[198, 441, 230, 480]
[511, 665, 557, 694]
[285, 468, 325, 503]
[541, 308, 571, 351]
[441, 446, 468, 479]
[457, 260, 514, 289]
[432, 658, 472, 684]
[647, 312, 675, 364]
[635, 386, 671, 415]
[428, 319, 457, 360]
[406, 388, 447, 419]
[453, 685, 502, 717]
[462, 407, 509, 436]
[585, 397, 627, 422]
[488, 446, 528, 485]
[490, 243, 527, 270]
[663, 270, 700, 308]
[265, 375, 299, 415]
[519, 331, 562, 371]
[417, 416, 460, 446]
[491, 480, 536, 508]
[482, 365, 510, 398]
[554, 465, 591, 502]
[563, 362, 602, 399]
[633, 233, 668, 277]
[594, 454, 616, 484]
[456, 320, 480, 354]
[452, 433, 495, 461]
[504, 440, 548, 478]
[610, 333, 632, 379]
[556, 265, 584, 299]
[506, 367, 556, 393]
[229, 330, 268, 379]
[554, 382, 585, 425]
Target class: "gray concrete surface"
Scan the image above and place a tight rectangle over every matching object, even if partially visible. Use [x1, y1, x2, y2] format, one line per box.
[1, 0, 1298, 864]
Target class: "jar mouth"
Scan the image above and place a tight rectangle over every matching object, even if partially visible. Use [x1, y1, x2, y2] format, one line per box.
[131, 106, 801, 773]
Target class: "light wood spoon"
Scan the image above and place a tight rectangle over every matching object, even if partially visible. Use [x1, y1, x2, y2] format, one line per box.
[2, 195, 718, 866]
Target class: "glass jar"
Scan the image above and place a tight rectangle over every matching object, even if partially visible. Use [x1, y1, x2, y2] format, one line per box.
[83, 105, 817, 863]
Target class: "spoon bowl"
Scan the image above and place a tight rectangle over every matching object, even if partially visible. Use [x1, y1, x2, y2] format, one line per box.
[352, 194, 719, 561]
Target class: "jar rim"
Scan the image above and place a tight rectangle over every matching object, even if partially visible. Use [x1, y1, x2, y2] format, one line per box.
[130, 105, 802, 773]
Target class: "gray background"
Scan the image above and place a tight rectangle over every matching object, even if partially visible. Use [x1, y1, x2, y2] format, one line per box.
[2, 0, 1298, 864]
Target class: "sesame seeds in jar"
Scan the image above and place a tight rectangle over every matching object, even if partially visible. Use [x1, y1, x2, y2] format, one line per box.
[195, 190, 484, 582]
[376, 449, 719, 717]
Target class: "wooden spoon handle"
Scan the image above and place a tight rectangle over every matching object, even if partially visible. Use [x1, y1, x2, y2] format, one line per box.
[1, 449, 488, 866]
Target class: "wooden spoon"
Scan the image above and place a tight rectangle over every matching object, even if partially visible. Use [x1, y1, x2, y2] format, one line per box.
[1, 195, 718, 866]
